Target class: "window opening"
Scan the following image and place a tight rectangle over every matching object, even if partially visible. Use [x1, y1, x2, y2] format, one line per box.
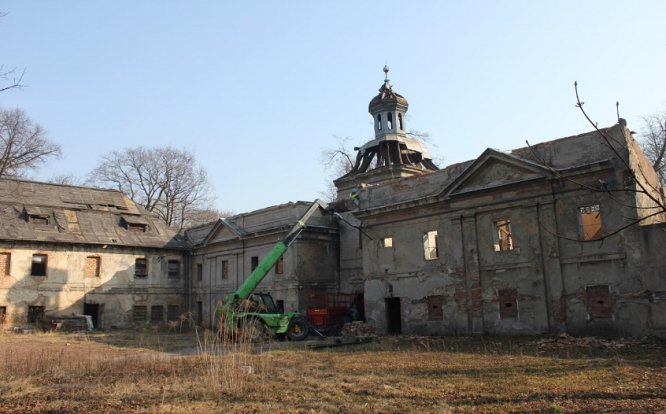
[151, 305, 164, 322]
[498, 289, 518, 318]
[28, 214, 49, 225]
[221, 259, 229, 279]
[127, 223, 147, 232]
[251, 256, 259, 271]
[196, 263, 203, 282]
[423, 230, 439, 260]
[31, 254, 47, 276]
[586, 285, 612, 318]
[167, 305, 180, 321]
[493, 220, 514, 251]
[579, 205, 603, 240]
[85, 256, 101, 278]
[382, 237, 393, 248]
[135, 258, 148, 277]
[377, 114, 382, 131]
[275, 257, 284, 274]
[133, 305, 147, 322]
[28, 306, 45, 324]
[0, 306, 6, 324]
[0, 252, 10, 276]
[398, 113, 403, 130]
[168, 260, 180, 279]
[427, 295, 443, 321]
[387, 112, 393, 129]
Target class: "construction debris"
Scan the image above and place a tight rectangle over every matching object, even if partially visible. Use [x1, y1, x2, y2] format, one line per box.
[535, 333, 642, 350]
[340, 321, 377, 338]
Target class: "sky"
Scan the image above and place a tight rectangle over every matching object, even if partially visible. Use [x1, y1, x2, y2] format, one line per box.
[1, 1, 665, 214]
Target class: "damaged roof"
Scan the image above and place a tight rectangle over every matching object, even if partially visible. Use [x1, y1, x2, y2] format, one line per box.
[0, 179, 188, 249]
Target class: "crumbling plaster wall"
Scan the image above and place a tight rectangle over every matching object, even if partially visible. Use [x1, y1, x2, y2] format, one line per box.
[0, 243, 185, 328]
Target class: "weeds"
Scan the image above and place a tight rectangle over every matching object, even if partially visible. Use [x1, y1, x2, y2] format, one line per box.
[0, 331, 664, 413]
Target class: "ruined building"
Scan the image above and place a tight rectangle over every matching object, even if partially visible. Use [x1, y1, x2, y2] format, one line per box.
[1, 69, 664, 338]
[0, 180, 188, 328]
[334, 68, 666, 338]
[186, 201, 338, 327]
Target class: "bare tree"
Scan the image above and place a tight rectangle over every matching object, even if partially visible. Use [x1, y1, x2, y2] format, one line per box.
[320, 136, 358, 201]
[526, 82, 666, 243]
[49, 174, 83, 186]
[0, 12, 24, 93]
[88, 146, 216, 232]
[0, 108, 61, 177]
[638, 112, 666, 185]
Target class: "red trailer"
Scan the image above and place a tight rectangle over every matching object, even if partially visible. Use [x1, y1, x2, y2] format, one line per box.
[306, 292, 360, 333]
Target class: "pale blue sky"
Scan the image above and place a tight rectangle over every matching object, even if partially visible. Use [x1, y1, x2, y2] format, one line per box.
[2, 1, 665, 213]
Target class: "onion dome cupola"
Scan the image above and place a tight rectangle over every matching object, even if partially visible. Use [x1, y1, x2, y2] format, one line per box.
[345, 66, 438, 176]
[369, 65, 409, 136]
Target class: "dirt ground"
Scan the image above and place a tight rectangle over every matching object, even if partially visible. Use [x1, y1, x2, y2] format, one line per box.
[0, 330, 664, 413]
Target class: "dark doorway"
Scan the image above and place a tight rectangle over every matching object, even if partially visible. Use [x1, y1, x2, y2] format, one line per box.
[84, 303, 100, 329]
[385, 297, 402, 334]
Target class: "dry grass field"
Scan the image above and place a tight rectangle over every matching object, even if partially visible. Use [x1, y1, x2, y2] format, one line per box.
[0, 330, 664, 413]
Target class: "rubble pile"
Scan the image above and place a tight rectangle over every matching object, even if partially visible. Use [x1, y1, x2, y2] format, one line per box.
[341, 321, 377, 338]
[535, 333, 641, 350]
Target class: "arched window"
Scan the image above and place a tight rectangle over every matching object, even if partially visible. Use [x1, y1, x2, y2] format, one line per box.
[377, 114, 382, 130]
[398, 113, 403, 130]
[387, 112, 393, 129]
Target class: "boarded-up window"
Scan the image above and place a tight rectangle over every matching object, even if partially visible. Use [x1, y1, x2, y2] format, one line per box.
[382, 237, 393, 248]
[168, 260, 180, 279]
[31, 254, 47, 276]
[167, 305, 180, 321]
[221, 260, 229, 279]
[423, 231, 439, 260]
[0, 306, 6, 324]
[251, 256, 259, 271]
[151, 305, 164, 322]
[196, 264, 203, 281]
[135, 258, 148, 277]
[498, 289, 518, 319]
[85, 256, 101, 278]
[133, 305, 147, 322]
[579, 205, 603, 240]
[275, 257, 284, 274]
[0, 252, 10, 276]
[427, 295, 443, 321]
[586, 285, 612, 319]
[493, 220, 513, 251]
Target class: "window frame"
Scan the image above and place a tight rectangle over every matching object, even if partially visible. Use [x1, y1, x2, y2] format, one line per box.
[31, 254, 48, 277]
[167, 259, 180, 279]
[135, 258, 148, 278]
[275, 257, 284, 275]
[85, 256, 101, 278]
[493, 219, 514, 252]
[423, 230, 439, 261]
[578, 204, 603, 241]
[0, 252, 10, 276]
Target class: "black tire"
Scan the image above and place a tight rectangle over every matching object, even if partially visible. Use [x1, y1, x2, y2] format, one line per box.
[240, 318, 265, 343]
[287, 317, 310, 341]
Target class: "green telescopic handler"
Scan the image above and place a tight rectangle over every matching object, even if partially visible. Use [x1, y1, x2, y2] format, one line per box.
[215, 199, 330, 341]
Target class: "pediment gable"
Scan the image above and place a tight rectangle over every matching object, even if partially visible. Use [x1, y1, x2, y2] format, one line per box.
[202, 218, 245, 245]
[441, 149, 552, 197]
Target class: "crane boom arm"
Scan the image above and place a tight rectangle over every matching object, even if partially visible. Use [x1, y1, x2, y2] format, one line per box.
[225, 199, 329, 305]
